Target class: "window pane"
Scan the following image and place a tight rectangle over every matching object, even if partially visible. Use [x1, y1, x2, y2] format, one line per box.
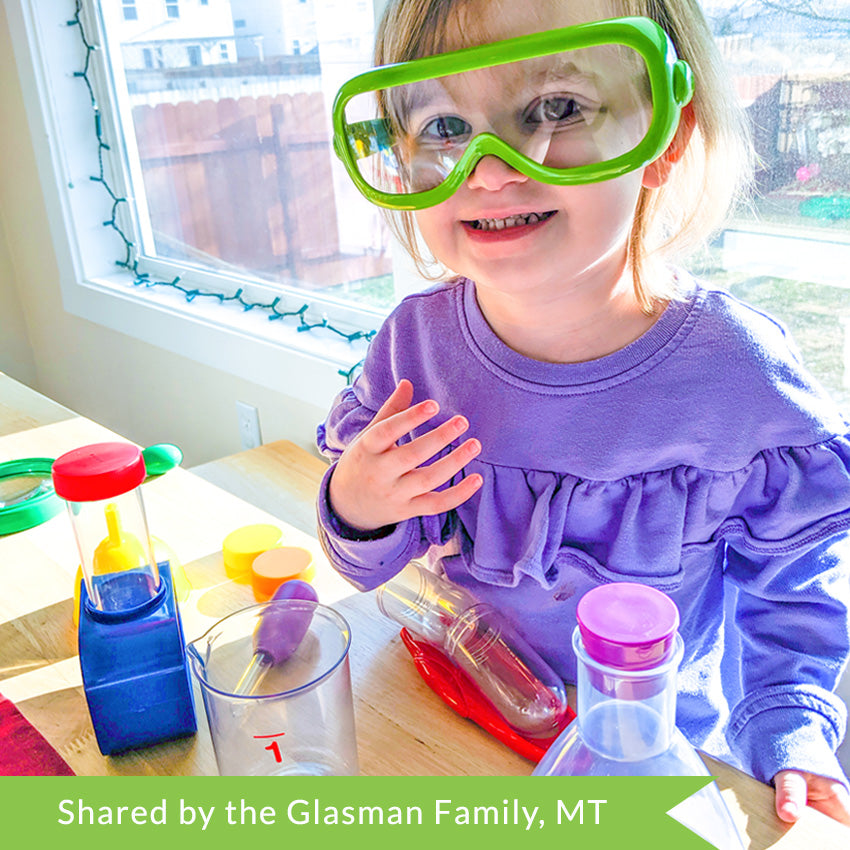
[702, 1, 850, 410]
[706, 1, 850, 237]
[101, 0, 394, 311]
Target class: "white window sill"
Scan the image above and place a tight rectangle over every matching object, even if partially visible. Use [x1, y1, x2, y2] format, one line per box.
[67, 270, 379, 407]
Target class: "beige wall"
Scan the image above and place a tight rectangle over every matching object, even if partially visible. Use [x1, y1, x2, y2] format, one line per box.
[0, 203, 36, 387]
[0, 6, 329, 467]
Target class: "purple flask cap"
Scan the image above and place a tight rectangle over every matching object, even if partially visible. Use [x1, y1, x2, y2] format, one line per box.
[254, 580, 319, 664]
[576, 582, 680, 671]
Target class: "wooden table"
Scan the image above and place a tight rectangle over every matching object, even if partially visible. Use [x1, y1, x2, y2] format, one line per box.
[1, 372, 848, 848]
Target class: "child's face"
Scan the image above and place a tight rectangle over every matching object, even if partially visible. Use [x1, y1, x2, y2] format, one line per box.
[411, 0, 654, 297]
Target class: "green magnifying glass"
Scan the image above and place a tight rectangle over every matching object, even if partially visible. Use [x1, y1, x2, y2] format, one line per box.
[0, 458, 62, 535]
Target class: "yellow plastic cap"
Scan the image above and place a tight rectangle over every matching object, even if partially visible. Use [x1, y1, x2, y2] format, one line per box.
[251, 546, 315, 601]
[222, 524, 283, 579]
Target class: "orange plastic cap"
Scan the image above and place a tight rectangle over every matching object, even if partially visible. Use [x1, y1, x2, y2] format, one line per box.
[251, 546, 315, 601]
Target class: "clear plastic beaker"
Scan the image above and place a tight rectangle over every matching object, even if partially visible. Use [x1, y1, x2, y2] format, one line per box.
[188, 599, 359, 776]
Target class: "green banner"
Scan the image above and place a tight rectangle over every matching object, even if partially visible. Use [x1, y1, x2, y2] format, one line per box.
[0, 776, 720, 849]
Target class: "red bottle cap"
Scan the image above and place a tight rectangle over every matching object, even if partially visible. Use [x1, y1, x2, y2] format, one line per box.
[52, 442, 146, 502]
[576, 582, 680, 671]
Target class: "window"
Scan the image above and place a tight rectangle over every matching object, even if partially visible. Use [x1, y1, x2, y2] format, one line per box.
[6, 0, 378, 410]
[701, 1, 850, 411]
[97, 0, 396, 317]
[122, 0, 137, 21]
[165, 1, 179, 19]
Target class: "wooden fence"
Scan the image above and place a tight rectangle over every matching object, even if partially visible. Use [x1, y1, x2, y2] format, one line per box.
[132, 91, 386, 287]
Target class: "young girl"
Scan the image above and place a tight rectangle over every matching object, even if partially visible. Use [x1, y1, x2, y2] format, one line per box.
[316, 0, 850, 824]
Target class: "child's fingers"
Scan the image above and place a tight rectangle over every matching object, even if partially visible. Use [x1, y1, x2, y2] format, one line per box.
[809, 784, 850, 826]
[362, 398, 441, 453]
[409, 471, 483, 517]
[403, 437, 481, 496]
[395, 415, 470, 470]
[774, 771, 807, 823]
[369, 379, 414, 426]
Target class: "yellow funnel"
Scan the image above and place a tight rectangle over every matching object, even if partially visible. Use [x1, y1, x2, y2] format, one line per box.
[73, 504, 193, 628]
[93, 502, 146, 573]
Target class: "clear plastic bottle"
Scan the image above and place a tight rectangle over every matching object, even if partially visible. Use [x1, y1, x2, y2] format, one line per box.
[532, 582, 744, 850]
[376, 561, 570, 739]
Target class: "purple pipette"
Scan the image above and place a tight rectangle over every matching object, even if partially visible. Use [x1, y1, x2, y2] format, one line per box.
[233, 580, 319, 695]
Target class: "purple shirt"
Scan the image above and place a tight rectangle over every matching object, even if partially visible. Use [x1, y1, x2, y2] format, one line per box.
[317, 274, 850, 784]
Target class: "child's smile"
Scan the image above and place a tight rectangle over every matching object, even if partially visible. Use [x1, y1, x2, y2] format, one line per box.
[415, 153, 646, 303]
[462, 208, 557, 239]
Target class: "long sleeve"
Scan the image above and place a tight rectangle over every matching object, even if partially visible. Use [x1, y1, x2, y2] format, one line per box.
[724, 534, 850, 786]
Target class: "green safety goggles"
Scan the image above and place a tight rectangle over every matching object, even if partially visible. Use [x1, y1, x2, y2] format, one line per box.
[332, 16, 694, 210]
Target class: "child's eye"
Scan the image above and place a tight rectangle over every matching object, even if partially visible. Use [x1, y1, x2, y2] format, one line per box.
[523, 95, 584, 127]
[417, 115, 471, 144]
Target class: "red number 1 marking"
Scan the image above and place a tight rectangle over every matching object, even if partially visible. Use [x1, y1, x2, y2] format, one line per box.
[253, 732, 285, 763]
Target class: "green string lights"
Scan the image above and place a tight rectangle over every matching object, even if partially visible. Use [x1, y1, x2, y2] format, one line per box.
[67, 1, 372, 383]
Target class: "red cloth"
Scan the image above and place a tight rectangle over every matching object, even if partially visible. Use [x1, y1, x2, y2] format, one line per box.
[0, 695, 75, 776]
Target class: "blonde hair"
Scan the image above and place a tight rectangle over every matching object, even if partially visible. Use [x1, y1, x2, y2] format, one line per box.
[373, 0, 753, 311]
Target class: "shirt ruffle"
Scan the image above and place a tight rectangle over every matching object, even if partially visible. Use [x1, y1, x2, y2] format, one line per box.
[458, 433, 850, 590]
[319, 390, 850, 592]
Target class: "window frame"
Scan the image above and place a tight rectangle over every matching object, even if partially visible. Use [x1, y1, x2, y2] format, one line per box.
[7, 0, 390, 410]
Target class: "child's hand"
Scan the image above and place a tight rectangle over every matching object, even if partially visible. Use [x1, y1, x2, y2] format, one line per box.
[328, 379, 483, 532]
[774, 769, 850, 826]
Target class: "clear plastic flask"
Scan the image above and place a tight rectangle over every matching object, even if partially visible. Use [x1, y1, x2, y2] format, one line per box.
[533, 582, 745, 849]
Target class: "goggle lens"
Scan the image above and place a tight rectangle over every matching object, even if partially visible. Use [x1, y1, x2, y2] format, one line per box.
[342, 43, 654, 197]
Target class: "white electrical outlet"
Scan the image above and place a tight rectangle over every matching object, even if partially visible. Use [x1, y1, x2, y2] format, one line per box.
[236, 401, 262, 450]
